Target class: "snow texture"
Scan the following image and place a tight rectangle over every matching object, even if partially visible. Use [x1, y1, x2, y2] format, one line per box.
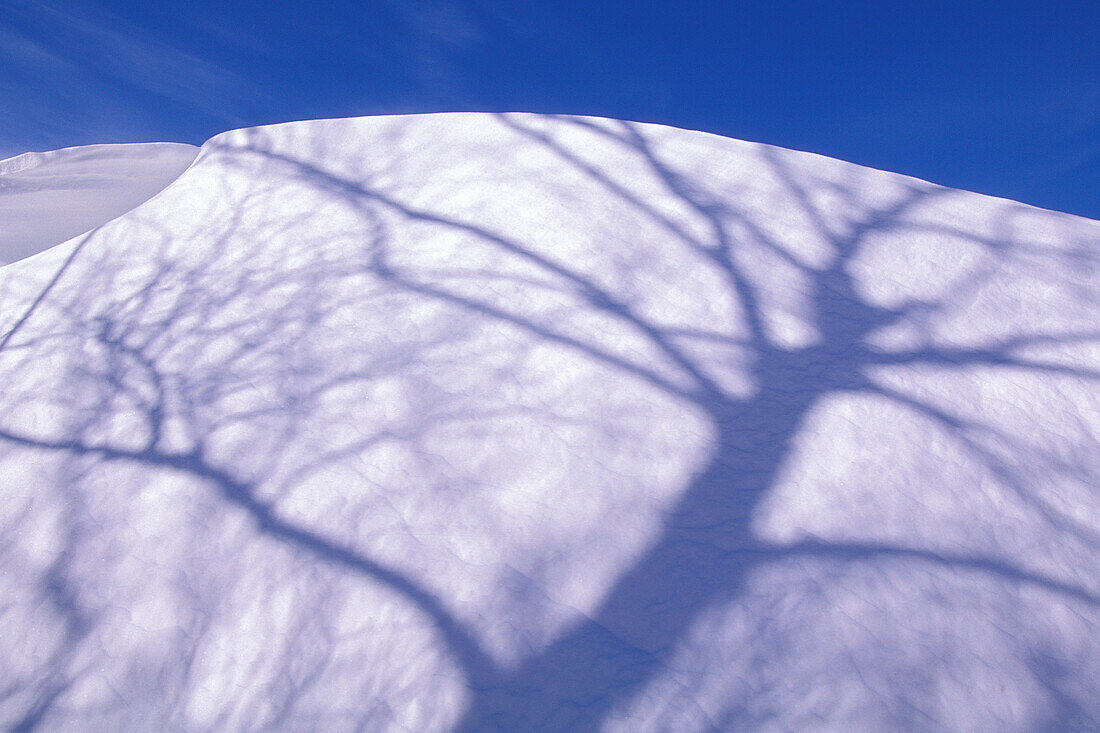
[1, 113, 1099, 731]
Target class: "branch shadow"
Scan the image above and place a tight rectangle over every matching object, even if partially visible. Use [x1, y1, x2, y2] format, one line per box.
[1, 113, 1098, 730]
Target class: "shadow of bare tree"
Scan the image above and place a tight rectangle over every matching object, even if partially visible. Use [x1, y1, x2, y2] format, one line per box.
[1, 113, 1098, 731]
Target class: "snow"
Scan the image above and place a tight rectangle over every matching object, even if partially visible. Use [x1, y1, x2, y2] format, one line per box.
[0, 143, 198, 266]
[1, 112, 1099, 731]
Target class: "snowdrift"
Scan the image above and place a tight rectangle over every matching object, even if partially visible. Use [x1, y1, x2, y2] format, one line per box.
[0, 143, 198, 266]
[1, 113, 1099, 731]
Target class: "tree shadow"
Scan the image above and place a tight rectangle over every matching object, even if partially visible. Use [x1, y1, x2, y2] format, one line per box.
[1, 113, 1099, 730]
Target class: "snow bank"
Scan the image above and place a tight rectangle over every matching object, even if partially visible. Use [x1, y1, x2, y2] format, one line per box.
[0, 142, 198, 265]
[1, 113, 1098, 731]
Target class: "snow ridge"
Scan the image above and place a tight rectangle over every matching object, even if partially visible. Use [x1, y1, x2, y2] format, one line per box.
[0, 142, 198, 266]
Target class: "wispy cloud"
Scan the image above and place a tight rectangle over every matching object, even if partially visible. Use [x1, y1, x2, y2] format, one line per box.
[0, 0, 269, 152]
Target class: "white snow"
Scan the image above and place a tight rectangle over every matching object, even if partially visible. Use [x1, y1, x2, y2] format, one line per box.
[0, 142, 198, 266]
[1, 113, 1098, 731]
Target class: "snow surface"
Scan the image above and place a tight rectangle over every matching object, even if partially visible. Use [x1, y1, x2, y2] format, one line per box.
[1, 113, 1099, 731]
[0, 143, 198, 266]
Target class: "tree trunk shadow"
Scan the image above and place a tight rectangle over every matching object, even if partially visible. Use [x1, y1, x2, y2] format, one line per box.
[452, 349, 838, 730]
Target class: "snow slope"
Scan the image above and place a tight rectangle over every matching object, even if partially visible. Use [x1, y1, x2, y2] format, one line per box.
[0, 143, 198, 266]
[1, 113, 1099, 732]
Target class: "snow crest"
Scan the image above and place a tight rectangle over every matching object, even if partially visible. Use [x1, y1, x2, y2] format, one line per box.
[0, 142, 198, 266]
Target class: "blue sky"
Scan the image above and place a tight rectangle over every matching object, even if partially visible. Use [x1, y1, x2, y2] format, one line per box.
[2, 0, 1098, 219]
